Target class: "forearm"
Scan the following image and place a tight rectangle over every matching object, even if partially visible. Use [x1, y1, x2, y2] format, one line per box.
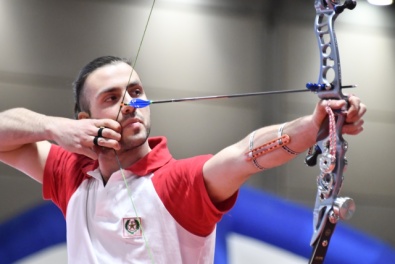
[204, 96, 366, 203]
[244, 115, 318, 171]
[0, 107, 123, 160]
[219, 114, 318, 177]
[203, 114, 319, 203]
[0, 108, 55, 151]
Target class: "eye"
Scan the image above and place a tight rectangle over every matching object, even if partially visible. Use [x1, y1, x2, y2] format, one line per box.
[104, 95, 118, 102]
[129, 87, 143, 98]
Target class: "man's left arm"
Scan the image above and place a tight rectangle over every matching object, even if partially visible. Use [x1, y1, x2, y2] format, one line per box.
[203, 96, 366, 204]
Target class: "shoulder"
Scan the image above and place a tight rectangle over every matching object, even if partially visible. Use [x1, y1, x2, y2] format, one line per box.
[45, 144, 97, 174]
[155, 153, 210, 181]
[43, 144, 97, 214]
[152, 155, 229, 236]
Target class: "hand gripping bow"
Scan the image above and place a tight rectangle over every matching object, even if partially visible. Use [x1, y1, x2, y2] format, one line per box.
[305, 1, 357, 263]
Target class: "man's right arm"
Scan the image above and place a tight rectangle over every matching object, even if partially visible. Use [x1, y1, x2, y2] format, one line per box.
[0, 108, 56, 183]
[0, 108, 122, 183]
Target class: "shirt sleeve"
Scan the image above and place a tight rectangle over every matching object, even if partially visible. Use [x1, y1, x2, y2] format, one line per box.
[152, 155, 238, 237]
[43, 144, 95, 217]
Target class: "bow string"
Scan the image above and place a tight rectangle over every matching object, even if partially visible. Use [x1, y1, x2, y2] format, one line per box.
[113, 0, 157, 263]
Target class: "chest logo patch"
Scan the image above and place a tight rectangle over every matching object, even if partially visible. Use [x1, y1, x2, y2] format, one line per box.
[123, 217, 142, 238]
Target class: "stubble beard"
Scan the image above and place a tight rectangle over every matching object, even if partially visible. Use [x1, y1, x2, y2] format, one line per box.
[120, 122, 151, 152]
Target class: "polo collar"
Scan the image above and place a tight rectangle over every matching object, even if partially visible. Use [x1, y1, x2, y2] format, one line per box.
[86, 136, 173, 181]
[125, 136, 173, 176]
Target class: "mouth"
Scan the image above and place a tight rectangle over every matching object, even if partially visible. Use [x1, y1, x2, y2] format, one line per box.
[121, 117, 143, 129]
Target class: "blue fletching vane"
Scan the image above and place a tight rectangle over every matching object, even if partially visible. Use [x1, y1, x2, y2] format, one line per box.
[128, 98, 152, 108]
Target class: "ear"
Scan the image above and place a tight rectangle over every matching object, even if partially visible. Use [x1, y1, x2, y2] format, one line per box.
[78, 111, 90, 120]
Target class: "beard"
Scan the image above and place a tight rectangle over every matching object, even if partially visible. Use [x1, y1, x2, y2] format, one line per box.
[121, 125, 150, 150]
[119, 114, 151, 151]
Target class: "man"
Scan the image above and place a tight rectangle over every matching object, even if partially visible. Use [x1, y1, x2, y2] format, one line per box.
[0, 56, 366, 263]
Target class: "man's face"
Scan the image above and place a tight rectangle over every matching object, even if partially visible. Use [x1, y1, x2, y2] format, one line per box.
[82, 62, 151, 150]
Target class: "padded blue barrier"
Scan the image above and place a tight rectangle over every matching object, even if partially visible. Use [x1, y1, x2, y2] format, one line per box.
[215, 186, 395, 264]
[0, 202, 66, 264]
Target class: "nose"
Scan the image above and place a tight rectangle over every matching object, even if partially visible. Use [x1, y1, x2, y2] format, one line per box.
[121, 100, 136, 115]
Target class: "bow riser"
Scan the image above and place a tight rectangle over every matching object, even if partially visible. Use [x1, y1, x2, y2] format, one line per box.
[315, 1, 344, 100]
[311, 114, 348, 245]
[308, 1, 357, 262]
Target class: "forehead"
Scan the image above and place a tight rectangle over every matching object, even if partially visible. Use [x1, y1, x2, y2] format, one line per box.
[84, 62, 142, 94]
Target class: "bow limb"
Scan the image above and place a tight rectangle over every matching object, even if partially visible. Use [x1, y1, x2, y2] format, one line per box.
[305, 1, 357, 263]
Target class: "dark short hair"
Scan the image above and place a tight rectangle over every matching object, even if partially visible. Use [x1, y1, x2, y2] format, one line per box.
[73, 56, 131, 118]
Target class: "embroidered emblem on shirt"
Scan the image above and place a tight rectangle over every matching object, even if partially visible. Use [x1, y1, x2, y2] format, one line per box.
[123, 217, 142, 238]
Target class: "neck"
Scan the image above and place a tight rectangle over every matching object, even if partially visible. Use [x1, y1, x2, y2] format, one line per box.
[98, 141, 151, 183]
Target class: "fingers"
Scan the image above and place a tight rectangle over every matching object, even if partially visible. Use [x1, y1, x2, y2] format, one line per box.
[312, 99, 347, 129]
[342, 119, 364, 135]
[320, 95, 366, 136]
[338, 95, 366, 135]
[90, 120, 122, 150]
[322, 99, 347, 110]
[52, 117, 123, 159]
[92, 134, 120, 150]
[94, 119, 122, 133]
[345, 95, 367, 123]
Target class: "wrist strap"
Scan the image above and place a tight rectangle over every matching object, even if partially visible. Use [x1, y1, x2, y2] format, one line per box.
[278, 122, 300, 155]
